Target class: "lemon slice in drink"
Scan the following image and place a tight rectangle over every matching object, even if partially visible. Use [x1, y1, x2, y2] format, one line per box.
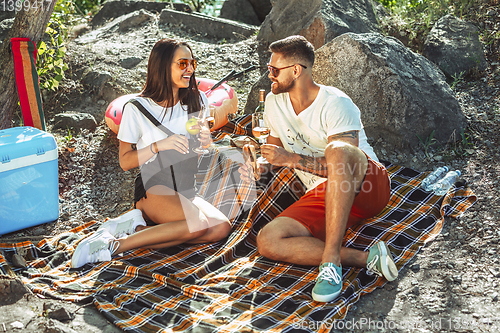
[186, 117, 200, 135]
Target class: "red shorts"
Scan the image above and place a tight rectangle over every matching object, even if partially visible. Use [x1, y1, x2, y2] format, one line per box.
[277, 157, 391, 242]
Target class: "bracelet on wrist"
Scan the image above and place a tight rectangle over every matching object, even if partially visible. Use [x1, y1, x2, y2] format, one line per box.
[150, 143, 157, 154]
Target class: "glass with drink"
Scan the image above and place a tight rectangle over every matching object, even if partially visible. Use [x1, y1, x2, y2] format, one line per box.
[190, 105, 215, 154]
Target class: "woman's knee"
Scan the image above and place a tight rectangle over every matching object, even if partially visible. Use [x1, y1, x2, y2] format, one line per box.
[187, 227, 209, 240]
[208, 221, 232, 242]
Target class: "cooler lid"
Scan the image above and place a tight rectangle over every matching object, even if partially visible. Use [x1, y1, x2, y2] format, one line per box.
[0, 126, 57, 162]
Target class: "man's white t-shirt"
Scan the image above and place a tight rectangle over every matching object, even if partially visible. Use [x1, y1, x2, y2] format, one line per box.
[117, 93, 209, 165]
[264, 85, 377, 191]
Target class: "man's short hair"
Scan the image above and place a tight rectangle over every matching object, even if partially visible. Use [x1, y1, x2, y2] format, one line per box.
[269, 35, 315, 67]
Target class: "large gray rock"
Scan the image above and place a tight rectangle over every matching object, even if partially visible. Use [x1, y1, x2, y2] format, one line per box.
[81, 70, 113, 99]
[76, 10, 156, 44]
[423, 14, 487, 78]
[53, 113, 98, 131]
[258, 0, 379, 49]
[91, 0, 191, 27]
[117, 9, 155, 31]
[219, 0, 261, 26]
[159, 8, 258, 41]
[247, 0, 272, 22]
[0, 275, 31, 306]
[312, 33, 465, 151]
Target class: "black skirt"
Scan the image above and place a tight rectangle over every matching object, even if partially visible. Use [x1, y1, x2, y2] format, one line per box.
[134, 141, 199, 204]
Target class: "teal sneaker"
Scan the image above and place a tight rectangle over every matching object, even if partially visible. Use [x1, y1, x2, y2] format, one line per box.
[366, 241, 398, 281]
[311, 263, 343, 302]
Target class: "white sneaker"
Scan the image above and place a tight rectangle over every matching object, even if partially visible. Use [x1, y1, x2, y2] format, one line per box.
[71, 230, 119, 268]
[97, 209, 146, 238]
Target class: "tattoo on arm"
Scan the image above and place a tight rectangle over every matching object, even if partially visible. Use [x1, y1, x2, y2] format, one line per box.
[297, 155, 328, 177]
[131, 143, 137, 151]
[330, 130, 358, 140]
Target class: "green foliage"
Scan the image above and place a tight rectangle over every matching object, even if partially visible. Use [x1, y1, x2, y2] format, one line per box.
[376, 0, 484, 55]
[378, 0, 397, 8]
[64, 126, 73, 142]
[417, 130, 437, 159]
[450, 71, 465, 89]
[445, 129, 474, 158]
[376, 0, 478, 18]
[71, 0, 100, 15]
[37, 19, 69, 91]
[37, 0, 99, 91]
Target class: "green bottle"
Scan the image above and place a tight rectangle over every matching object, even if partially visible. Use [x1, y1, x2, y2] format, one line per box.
[255, 89, 265, 113]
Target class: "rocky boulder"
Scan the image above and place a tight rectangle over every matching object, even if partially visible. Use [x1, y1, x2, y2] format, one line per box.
[91, 0, 191, 27]
[76, 9, 155, 44]
[258, 0, 379, 49]
[53, 113, 98, 132]
[0, 275, 31, 306]
[219, 0, 261, 26]
[423, 14, 487, 78]
[81, 70, 113, 100]
[312, 33, 465, 151]
[159, 8, 259, 41]
[247, 0, 272, 22]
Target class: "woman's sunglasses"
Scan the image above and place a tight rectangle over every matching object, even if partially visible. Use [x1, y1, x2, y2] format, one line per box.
[176, 59, 197, 71]
[267, 63, 307, 77]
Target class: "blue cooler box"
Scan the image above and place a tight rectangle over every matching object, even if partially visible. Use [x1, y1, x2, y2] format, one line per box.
[0, 126, 59, 235]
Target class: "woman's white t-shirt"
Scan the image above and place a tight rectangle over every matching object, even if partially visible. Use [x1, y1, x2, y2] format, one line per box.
[264, 85, 377, 191]
[117, 93, 209, 165]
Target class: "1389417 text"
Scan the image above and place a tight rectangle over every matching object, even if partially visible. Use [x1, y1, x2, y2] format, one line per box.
[1, 0, 53, 12]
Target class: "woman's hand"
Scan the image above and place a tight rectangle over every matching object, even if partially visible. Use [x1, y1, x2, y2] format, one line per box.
[156, 134, 190, 154]
[198, 122, 212, 147]
[187, 118, 211, 147]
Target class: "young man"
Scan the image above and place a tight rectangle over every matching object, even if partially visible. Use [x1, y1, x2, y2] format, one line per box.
[240, 35, 398, 302]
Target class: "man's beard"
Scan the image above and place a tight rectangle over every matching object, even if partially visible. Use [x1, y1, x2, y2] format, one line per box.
[271, 77, 295, 94]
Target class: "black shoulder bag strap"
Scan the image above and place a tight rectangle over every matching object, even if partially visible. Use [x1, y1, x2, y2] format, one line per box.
[124, 99, 176, 136]
[123, 99, 180, 191]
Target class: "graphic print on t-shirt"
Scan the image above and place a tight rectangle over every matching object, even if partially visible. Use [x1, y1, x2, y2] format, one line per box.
[284, 128, 324, 188]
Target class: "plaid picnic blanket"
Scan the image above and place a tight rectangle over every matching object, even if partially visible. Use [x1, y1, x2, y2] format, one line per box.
[0, 116, 476, 332]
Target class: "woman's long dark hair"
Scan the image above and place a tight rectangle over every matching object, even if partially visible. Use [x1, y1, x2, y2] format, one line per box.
[140, 39, 201, 117]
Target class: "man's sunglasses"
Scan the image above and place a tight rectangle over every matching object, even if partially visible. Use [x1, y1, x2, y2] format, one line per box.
[175, 59, 197, 71]
[267, 63, 307, 77]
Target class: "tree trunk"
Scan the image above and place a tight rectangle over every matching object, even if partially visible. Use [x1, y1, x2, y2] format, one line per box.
[0, 0, 56, 130]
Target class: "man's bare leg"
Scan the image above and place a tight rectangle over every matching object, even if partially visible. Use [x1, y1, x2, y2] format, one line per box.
[257, 217, 368, 267]
[321, 141, 368, 266]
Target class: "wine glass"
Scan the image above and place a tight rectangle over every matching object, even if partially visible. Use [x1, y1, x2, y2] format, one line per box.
[252, 112, 270, 164]
[192, 105, 215, 154]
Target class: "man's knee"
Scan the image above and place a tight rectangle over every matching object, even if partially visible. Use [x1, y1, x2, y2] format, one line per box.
[325, 142, 367, 177]
[325, 141, 362, 162]
[257, 223, 281, 260]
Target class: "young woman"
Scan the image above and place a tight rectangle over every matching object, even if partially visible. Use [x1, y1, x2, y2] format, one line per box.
[71, 39, 231, 268]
